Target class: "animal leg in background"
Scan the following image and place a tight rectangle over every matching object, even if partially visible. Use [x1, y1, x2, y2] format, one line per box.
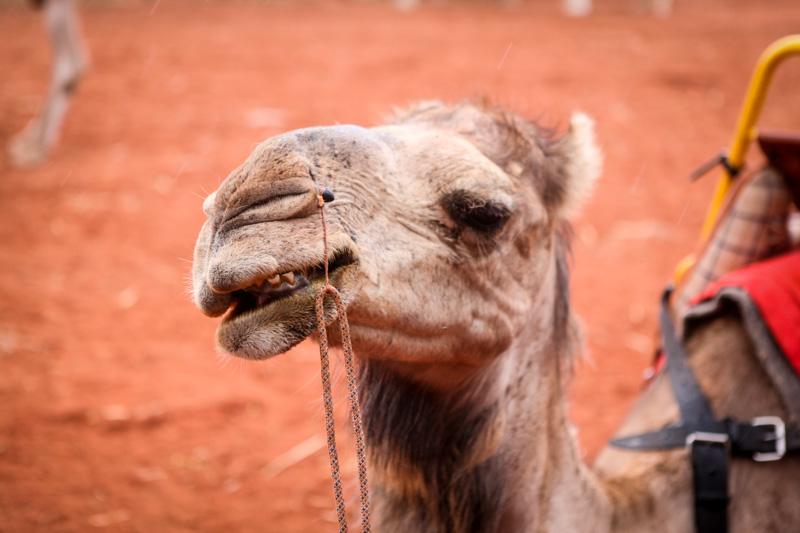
[562, 0, 672, 17]
[8, 0, 87, 167]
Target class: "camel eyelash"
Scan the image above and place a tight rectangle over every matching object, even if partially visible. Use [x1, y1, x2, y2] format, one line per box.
[441, 191, 511, 233]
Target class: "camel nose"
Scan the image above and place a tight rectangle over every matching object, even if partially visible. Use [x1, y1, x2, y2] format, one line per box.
[200, 178, 322, 296]
[217, 178, 322, 231]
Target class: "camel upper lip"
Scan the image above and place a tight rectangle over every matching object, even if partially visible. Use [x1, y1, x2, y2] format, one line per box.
[222, 247, 357, 320]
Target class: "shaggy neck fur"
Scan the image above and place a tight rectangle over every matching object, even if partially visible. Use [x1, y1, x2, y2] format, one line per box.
[359, 359, 508, 532]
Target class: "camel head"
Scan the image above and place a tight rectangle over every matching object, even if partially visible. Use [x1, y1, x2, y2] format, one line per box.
[192, 102, 600, 379]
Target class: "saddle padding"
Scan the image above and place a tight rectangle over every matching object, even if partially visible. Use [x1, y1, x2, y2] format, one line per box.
[685, 250, 800, 423]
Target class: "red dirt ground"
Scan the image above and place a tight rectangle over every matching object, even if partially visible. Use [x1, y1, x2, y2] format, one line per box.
[1, 0, 799, 531]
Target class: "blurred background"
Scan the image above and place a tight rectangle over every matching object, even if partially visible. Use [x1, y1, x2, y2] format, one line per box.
[1, 0, 799, 531]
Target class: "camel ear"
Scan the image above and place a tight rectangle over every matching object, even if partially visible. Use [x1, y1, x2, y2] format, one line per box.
[552, 113, 602, 219]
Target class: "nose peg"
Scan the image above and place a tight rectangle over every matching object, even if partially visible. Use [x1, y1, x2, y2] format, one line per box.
[317, 187, 335, 206]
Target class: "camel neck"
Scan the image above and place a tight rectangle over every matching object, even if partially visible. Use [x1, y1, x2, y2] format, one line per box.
[357, 331, 612, 532]
[358, 358, 508, 532]
[354, 239, 613, 532]
[491, 325, 613, 532]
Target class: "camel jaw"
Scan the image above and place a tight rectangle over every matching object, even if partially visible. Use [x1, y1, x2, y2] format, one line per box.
[213, 248, 359, 360]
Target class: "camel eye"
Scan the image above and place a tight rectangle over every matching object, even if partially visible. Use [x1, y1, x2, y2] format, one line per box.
[442, 191, 510, 234]
[465, 205, 507, 231]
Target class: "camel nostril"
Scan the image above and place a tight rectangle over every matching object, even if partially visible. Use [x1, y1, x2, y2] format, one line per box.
[220, 181, 321, 229]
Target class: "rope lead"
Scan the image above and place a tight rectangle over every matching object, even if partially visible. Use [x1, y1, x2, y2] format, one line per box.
[315, 189, 372, 533]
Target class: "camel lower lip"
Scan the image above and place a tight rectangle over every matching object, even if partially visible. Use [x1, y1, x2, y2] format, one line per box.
[215, 263, 356, 360]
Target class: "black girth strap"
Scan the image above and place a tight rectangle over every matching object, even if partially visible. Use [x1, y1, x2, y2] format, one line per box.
[690, 438, 729, 533]
[661, 289, 728, 532]
[659, 291, 724, 430]
[610, 289, 800, 533]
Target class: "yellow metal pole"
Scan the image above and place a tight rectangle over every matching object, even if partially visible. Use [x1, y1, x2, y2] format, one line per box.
[699, 35, 800, 239]
[673, 35, 800, 284]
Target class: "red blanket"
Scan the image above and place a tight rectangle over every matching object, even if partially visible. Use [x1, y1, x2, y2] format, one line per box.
[692, 250, 800, 376]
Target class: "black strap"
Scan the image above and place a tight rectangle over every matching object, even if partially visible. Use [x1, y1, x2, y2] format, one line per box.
[691, 439, 729, 533]
[659, 291, 724, 430]
[659, 290, 730, 532]
[611, 418, 800, 456]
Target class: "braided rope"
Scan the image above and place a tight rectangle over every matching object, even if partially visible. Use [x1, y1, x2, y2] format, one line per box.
[314, 194, 372, 532]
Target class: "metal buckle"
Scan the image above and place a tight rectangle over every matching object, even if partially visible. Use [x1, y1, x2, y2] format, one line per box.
[686, 431, 730, 457]
[752, 416, 786, 462]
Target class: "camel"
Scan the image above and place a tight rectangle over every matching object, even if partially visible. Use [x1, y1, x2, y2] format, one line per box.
[7, 0, 87, 167]
[192, 101, 800, 532]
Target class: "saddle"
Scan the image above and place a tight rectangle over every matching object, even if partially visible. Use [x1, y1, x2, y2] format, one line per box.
[611, 131, 800, 533]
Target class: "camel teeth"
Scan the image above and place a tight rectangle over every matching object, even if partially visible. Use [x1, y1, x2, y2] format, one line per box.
[280, 272, 296, 286]
[267, 274, 282, 288]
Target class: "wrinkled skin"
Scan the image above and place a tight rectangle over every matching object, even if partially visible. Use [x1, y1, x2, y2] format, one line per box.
[193, 102, 799, 532]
